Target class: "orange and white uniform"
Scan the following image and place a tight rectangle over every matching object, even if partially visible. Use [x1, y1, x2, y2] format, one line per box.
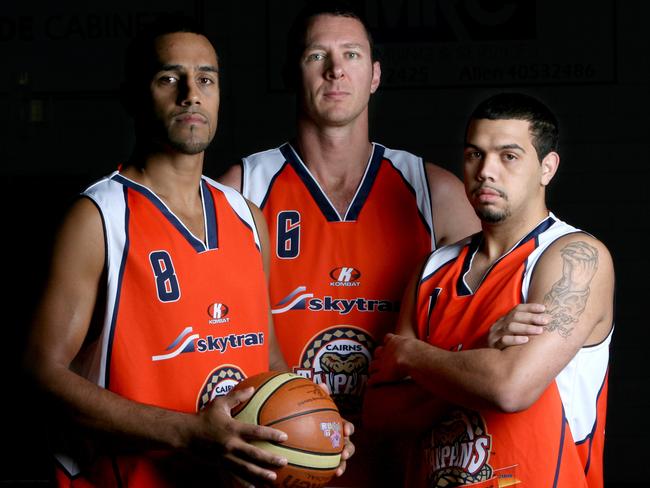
[411, 214, 611, 488]
[242, 142, 433, 416]
[56, 171, 270, 487]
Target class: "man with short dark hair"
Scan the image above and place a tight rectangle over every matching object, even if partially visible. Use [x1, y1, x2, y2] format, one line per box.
[367, 93, 614, 487]
[219, 3, 480, 484]
[24, 18, 353, 487]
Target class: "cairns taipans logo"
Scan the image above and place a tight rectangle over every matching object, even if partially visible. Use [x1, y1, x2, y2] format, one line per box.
[425, 409, 494, 487]
[197, 365, 245, 410]
[329, 267, 361, 287]
[293, 326, 375, 415]
[207, 302, 230, 324]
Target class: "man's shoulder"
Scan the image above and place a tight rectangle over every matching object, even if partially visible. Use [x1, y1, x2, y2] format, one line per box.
[242, 144, 289, 166]
[421, 235, 474, 281]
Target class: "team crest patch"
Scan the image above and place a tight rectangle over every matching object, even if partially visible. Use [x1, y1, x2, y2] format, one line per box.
[293, 326, 374, 415]
[196, 365, 245, 411]
[425, 409, 494, 487]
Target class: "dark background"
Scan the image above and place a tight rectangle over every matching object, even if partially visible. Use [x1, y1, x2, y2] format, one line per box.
[1, 0, 647, 485]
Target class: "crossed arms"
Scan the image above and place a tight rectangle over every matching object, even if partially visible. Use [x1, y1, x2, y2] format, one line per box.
[365, 234, 614, 432]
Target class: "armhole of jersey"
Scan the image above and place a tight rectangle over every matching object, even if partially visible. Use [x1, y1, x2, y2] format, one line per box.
[79, 181, 129, 388]
[412, 256, 433, 338]
[237, 159, 245, 195]
[521, 228, 586, 303]
[79, 194, 109, 275]
[203, 176, 262, 251]
[240, 147, 288, 208]
[382, 147, 435, 251]
[421, 160, 436, 250]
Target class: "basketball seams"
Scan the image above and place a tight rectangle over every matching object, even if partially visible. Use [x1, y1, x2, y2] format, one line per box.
[265, 407, 340, 427]
[256, 376, 305, 424]
[232, 372, 290, 423]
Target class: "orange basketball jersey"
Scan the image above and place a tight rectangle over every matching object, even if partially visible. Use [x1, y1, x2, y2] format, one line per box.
[55, 172, 270, 487]
[242, 142, 433, 415]
[411, 214, 611, 488]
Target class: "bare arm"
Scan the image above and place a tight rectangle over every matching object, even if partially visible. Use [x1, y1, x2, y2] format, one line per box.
[219, 163, 243, 193]
[24, 198, 288, 484]
[426, 163, 480, 246]
[369, 234, 614, 412]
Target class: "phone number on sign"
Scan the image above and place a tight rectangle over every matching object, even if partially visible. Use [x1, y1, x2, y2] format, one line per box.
[385, 63, 598, 85]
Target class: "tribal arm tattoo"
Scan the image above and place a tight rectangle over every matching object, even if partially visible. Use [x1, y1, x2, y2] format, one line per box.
[542, 241, 599, 338]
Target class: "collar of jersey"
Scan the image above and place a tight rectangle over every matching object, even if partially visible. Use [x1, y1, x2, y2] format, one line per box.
[457, 214, 557, 296]
[112, 173, 218, 253]
[279, 142, 385, 222]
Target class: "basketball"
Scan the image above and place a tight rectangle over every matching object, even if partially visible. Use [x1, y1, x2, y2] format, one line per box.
[231, 371, 344, 488]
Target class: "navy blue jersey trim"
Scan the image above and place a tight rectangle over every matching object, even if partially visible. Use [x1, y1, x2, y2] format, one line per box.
[105, 187, 130, 389]
[112, 174, 206, 253]
[576, 366, 609, 476]
[457, 234, 482, 296]
[345, 144, 385, 221]
[552, 408, 568, 488]
[201, 180, 219, 249]
[234, 196, 262, 254]
[111, 455, 124, 488]
[420, 160, 436, 247]
[281, 144, 340, 222]
[457, 216, 557, 297]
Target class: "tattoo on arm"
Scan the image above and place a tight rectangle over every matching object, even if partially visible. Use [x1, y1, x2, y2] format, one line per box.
[543, 241, 599, 338]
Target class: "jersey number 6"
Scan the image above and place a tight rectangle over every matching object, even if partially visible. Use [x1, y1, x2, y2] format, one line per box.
[277, 211, 301, 259]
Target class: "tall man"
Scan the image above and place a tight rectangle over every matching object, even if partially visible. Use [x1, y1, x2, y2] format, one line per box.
[219, 3, 479, 484]
[367, 93, 614, 487]
[24, 18, 352, 487]
[219, 0, 478, 417]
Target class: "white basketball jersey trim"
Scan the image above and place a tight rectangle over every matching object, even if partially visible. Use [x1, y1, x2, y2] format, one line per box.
[421, 237, 469, 282]
[82, 171, 128, 389]
[202, 176, 261, 249]
[241, 147, 287, 207]
[521, 214, 610, 443]
[383, 146, 434, 249]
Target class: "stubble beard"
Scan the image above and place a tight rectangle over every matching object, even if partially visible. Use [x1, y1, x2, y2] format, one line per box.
[166, 123, 213, 155]
[475, 205, 511, 224]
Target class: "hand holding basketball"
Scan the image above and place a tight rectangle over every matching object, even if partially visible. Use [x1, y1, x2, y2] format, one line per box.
[231, 372, 347, 488]
[193, 385, 289, 485]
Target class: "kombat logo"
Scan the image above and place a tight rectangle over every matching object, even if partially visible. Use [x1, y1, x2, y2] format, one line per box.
[197, 366, 245, 410]
[329, 267, 361, 287]
[151, 326, 264, 362]
[294, 326, 375, 414]
[207, 302, 230, 324]
[272, 286, 398, 315]
[425, 409, 494, 487]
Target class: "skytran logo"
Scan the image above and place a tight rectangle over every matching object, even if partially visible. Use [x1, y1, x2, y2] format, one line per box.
[272, 286, 398, 315]
[152, 326, 264, 362]
[329, 267, 361, 287]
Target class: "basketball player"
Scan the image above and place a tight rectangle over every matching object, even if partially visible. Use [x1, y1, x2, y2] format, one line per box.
[367, 93, 615, 487]
[219, 3, 480, 484]
[24, 18, 352, 487]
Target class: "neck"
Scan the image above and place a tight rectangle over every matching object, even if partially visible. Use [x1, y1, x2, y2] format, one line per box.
[123, 143, 204, 203]
[479, 206, 550, 261]
[296, 113, 372, 182]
